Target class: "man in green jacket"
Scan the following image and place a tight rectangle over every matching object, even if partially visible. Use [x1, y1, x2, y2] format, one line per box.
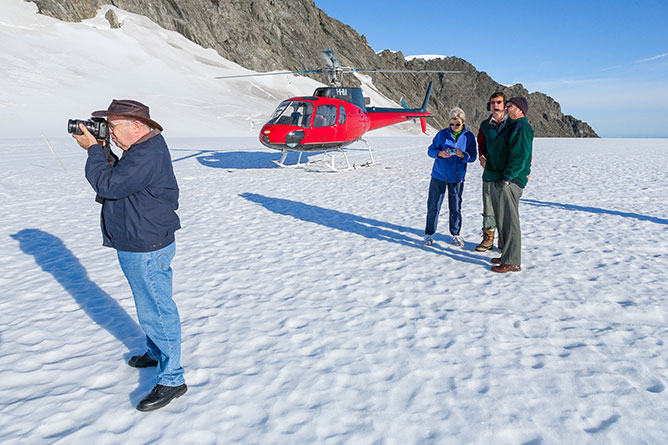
[483, 97, 533, 273]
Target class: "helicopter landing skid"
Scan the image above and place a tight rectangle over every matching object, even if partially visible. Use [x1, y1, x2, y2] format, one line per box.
[272, 140, 374, 172]
[319, 149, 352, 172]
[272, 150, 302, 168]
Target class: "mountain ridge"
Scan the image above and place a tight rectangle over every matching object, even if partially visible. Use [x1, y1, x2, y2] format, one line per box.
[28, 0, 598, 137]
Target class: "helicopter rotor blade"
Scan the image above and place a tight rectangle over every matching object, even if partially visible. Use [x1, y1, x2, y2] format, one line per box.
[353, 69, 463, 74]
[215, 69, 322, 79]
[215, 48, 461, 86]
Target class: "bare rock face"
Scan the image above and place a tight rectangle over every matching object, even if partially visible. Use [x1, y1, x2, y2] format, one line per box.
[104, 9, 120, 28]
[29, 0, 598, 137]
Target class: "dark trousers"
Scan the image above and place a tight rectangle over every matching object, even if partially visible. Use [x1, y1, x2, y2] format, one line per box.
[425, 177, 464, 236]
[490, 181, 523, 265]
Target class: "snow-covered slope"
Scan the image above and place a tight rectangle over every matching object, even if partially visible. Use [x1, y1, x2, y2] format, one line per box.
[0, 0, 423, 139]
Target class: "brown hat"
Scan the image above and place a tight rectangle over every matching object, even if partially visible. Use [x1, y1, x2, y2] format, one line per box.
[92, 99, 163, 131]
[507, 97, 529, 115]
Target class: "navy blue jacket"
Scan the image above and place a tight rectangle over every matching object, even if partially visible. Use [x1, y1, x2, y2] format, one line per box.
[427, 126, 477, 183]
[85, 131, 180, 252]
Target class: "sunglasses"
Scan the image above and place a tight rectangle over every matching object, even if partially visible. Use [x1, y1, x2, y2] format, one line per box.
[490, 99, 504, 105]
[449, 122, 462, 128]
[504, 103, 515, 108]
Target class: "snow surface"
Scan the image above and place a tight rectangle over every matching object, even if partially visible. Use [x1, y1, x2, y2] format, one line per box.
[3, 134, 668, 444]
[2, 1, 668, 444]
[405, 55, 450, 62]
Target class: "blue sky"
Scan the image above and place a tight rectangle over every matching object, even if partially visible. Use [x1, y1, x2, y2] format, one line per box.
[314, 0, 668, 138]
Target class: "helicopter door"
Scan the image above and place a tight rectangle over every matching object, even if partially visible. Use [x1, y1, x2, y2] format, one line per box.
[312, 104, 339, 143]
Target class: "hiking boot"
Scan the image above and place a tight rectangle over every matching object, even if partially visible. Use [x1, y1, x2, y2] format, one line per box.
[451, 235, 465, 248]
[128, 352, 158, 368]
[136, 383, 187, 412]
[475, 229, 495, 251]
[424, 234, 434, 246]
[491, 264, 521, 273]
[491, 257, 502, 264]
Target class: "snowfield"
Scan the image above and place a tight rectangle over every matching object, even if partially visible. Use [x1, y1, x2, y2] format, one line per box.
[1, 136, 668, 444]
[2, 0, 668, 443]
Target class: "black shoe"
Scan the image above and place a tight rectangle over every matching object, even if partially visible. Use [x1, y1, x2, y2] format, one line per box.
[128, 352, 158, 368]
[136, 383, 187, 412]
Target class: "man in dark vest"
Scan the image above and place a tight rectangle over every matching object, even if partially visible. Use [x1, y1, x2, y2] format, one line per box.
[483, 97, 533, 273]
[72, 99, 187, 411]
[476, 92, 507, 251]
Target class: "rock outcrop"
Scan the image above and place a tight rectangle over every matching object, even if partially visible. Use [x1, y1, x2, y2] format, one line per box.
[28, 0, 598, 137]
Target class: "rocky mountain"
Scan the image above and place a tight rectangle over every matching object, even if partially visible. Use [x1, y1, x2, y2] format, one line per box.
[29, 0, 598, 137]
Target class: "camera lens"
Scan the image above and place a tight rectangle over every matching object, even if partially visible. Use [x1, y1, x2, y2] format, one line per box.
[67, 119, 84, 135]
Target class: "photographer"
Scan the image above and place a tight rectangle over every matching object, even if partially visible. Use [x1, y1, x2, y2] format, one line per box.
[71, 99, 186, 411]
[424, 107, 477, 248]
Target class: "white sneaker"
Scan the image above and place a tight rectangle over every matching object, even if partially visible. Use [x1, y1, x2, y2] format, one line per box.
[451, 235, 464, 247]
[424, 234, 434, 246]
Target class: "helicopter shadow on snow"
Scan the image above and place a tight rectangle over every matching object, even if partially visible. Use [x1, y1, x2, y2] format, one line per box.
[170, 148, 319, 169]
[240, 193, 489, 267]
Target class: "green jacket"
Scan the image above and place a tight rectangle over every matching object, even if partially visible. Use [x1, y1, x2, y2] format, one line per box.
[482, 116, 533, 187]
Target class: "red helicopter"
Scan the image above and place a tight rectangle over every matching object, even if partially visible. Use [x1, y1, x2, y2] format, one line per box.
[217, 50, 459, 170]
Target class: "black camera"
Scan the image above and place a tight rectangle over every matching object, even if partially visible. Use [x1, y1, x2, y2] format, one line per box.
[67, 117, 109, 140]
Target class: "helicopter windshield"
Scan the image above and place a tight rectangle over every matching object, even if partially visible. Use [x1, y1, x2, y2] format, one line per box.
[267, 101, 313, 127]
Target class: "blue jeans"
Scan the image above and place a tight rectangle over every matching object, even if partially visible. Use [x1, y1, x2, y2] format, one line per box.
[117, 242, 185, 386]
[425, 177, 464, 236]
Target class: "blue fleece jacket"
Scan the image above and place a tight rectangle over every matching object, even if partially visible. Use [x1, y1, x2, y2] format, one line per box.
[85, 131, 180, 252]
[427, 126, 477, 182]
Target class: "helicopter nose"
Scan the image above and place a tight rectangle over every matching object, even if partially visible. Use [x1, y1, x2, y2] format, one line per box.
[260, 125, 273, 145]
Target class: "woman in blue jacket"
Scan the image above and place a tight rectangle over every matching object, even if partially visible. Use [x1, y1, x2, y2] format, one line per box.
[424, 107, 477, 247]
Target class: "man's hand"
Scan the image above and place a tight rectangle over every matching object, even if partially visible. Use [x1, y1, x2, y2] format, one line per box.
[479, 155, 486, 168]
[72, 124, 98, 150]
[455, 148, 464, 158]
[438, 150, 451, 158]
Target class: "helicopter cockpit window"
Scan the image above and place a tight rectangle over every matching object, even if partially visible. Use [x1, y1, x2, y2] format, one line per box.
[267, 101, 313, 127]
[314, 105, 337, 127]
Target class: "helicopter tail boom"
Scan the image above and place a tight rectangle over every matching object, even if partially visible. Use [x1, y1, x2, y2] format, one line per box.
[365, 81, 434, 134]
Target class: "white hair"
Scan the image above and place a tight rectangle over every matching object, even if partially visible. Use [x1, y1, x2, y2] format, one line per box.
[449, 107, 466, 123]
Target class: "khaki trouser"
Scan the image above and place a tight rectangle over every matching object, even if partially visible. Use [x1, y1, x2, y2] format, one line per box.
[490, 181, 523, 266]
[482, 181, 496, 230]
